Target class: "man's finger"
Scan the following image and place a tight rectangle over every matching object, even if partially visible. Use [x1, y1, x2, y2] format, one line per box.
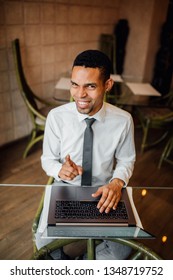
[65, 155, 80, 171]
[92, 187, 103, 198]
[93, 187, 109, 211]
[60, 168, 78, 180]
[77, 165, 83, 175]
[104, 196, 117, 213]
[64, 155, 83, 176]
[98, 193, 112, 213]
[96, 188, 117, 213]
[65, 154, 73, 166]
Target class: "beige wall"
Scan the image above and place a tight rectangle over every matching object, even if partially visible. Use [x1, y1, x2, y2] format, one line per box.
[143, 0, 169, 81]
[0, 0, 169, 146]
[119, 0, 169, 82]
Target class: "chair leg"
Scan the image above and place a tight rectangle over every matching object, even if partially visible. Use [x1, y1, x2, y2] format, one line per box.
[158, 135, 173, 168]
[23, 130, 44, 158]
[47, 176, 54, 185]
[141, 120, 150, 153]
[141, 120, 168, 153]
[129, 250, 143, 260]
[87, 239, 95, 260]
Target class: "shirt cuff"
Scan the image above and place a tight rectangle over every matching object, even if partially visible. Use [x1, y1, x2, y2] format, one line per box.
[51, 163, 63, 182]
[109, 177, 126, 187]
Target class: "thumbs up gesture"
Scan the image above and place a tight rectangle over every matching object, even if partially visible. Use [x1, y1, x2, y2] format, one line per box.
[58, 155, 83, 181]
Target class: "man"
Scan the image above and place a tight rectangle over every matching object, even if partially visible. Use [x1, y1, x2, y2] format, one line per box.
[38, 50, 136, 259]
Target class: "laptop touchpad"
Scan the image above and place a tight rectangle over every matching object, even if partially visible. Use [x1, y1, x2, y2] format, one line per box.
[77, 186, 100, 201]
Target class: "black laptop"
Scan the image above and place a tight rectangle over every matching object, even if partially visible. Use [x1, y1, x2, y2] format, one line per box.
[45, 185, 154, 239]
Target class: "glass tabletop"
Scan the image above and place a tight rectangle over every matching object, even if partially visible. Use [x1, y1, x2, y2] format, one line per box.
[0, 184, 172, 259]
[108, 82, 162, 107]
[130, 186, 173, 260]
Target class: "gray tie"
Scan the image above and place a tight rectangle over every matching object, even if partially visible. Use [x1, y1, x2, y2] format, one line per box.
[81, 118, 96, 186]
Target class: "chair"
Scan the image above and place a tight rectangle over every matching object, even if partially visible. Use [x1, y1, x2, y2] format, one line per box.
[158, 132, 173, 168]
[99, 34, 116, 74]
[12, 38, 62, 158]
[31, 187, 162, 260]
[150, 89, 173, 108]
[47, 176, 54, 185]
[136, 90, 173, 153]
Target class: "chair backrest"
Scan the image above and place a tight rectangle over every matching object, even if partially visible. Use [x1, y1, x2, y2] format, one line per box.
[168, 89, 173, 109]
[99, 34, 116, 74]
[161, 89, 173, 108]
[12, 39, 38, 111]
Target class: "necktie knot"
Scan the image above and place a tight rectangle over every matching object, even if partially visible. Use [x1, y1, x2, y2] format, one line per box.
[85, 118, 95, 127]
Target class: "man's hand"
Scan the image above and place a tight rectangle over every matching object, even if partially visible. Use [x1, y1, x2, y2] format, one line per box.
[92, 178, 124, 213]
[58, 155, 83, 181]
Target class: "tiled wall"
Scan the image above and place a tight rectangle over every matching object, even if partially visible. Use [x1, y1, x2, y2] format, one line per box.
[0, 0, 120, 146]
[0, 0, 169, 146]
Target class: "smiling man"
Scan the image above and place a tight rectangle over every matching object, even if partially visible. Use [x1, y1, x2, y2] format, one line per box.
[39, 50, 136, 259]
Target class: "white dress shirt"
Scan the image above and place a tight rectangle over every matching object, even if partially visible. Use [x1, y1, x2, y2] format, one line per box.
[41, 102, 136, 186]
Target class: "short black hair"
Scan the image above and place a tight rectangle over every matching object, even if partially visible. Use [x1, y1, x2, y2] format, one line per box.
[72, 50, 112, 82]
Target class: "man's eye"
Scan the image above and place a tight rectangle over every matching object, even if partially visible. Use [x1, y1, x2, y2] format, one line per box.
[71, 83, 78, 88]
[88, 85, 96, 89]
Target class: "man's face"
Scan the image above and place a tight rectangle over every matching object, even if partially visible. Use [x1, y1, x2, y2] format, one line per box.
[70, 66, 111, 116]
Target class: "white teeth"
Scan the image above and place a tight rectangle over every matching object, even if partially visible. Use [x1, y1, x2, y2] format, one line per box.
[78, 101, 88, 105]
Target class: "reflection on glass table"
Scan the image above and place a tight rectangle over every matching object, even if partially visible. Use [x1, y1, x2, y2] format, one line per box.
[132, 186, 173, 260]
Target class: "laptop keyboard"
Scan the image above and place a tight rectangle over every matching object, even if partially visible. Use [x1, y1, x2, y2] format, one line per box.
[55, 200, 128, 220]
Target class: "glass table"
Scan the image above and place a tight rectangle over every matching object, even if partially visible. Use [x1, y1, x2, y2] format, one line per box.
[130, 186, 173, 260]
[0, 184, 172, 260]
[107, 82, 162, 107]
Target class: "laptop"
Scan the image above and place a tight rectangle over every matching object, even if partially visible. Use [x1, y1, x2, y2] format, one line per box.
[46, 185, 154, 239]
[48, 185, 136, 225]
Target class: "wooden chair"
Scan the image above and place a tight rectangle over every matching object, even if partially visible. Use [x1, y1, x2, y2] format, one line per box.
[31, 186, 162, 260]
[12, 39, 62, 158]
[136, 90, 173, 153]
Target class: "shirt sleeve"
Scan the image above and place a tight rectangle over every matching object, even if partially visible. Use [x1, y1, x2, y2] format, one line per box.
[110, 115, 136, 186]
[41, 111, 63, 182]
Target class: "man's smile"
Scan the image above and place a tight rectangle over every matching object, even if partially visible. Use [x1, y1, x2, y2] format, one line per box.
[77, 100, 91, 109]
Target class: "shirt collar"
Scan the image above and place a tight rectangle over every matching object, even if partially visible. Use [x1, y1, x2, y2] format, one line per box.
[76, 102, 106, 123]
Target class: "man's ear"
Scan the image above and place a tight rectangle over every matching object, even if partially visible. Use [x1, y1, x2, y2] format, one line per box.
[105, 78, 114, 92]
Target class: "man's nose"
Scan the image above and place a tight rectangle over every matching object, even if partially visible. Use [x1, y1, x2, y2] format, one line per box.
[77, 86, 87, 98]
